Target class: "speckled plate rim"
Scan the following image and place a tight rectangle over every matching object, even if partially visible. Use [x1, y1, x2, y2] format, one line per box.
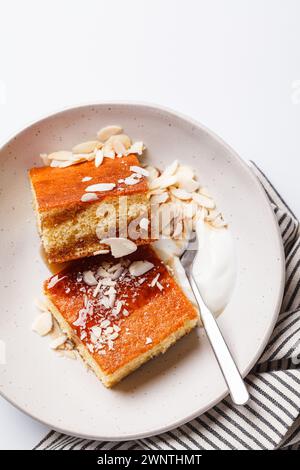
[0, 101, 285, 441]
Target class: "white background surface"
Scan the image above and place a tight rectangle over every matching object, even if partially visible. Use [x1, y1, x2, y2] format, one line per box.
[0, 0, 299, 449]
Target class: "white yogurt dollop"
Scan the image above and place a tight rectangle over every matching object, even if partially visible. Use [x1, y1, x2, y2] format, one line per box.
[193, 220, 236, 315]
[152, 220, 236, 316]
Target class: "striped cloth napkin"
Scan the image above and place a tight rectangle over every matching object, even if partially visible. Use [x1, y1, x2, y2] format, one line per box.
[34, 163, 300, 451]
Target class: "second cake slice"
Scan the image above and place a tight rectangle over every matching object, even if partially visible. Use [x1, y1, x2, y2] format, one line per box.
[43, 245, 199, 387]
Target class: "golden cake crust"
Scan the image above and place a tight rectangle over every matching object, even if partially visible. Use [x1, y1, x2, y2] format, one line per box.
[29, 154, 148, 212]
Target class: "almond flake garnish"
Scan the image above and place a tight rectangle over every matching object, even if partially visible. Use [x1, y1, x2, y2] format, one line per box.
[150, 273, 160, 287]
[83, 270, 98, 286]
[81, 176, 92, 182]
[97, 125, 123, 142]
[124, 174, 141, 186]
[171, 188, 192, 200]
[81, 192, 98, 202]
[50, 159, 78, 168]
[129, 260, 154, 277]
[149, 174, 177, 190]
[32, 312, 53, 336]
[48, 275, 66, 289]
[40, 153, 50, 166]
[130, 166, 149, 177]
[192, 192, 215, 209]
[50, 334, 67, 349]
[95, 149, 104, 167]
[145, 166, 159, 181]
[161, 160, 178, 177]
[127, 141, 144, 155]
[40, 125, 144, 170]
[93, 249, 110, 255]
[103, 143, 115, 159]
[151, 192, 169, 204]
[47, 150, 73, 161]
[72, 140, 100, 154]
[101, 237, 137, 258]
[85, 183, 116, 192]
[175, 166, 200, 192]
[112, 139, 126, 156]
[107, 134, 131, 150]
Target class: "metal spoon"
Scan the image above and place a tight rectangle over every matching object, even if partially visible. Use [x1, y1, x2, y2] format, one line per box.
[180, 231, 249, 406]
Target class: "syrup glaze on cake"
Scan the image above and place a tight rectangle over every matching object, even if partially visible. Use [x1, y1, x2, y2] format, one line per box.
[29, 154, 148, 213]
[44, 246, 199, 382]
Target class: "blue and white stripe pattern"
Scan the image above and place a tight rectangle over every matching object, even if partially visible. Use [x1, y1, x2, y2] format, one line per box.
[34, 164, 300, 450]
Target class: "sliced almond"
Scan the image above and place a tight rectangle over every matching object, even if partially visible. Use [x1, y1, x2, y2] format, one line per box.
[210, 214, 227, 229]
[83, 152, 96, 161]
[81, 176, 92, 182]
[150, 273, 160, 287]
[47, 150, 73, 161]
[83, 270, 98, 286]
[40, 153, 50, 166]
[147, 188, 165, 199]
[150, 192, 169, 204]
[93, 249, 110, 255]
[62, 350, 77, 360]
[124, 174, 140, 186]
[50, 159, 77, 168]
[97, 125, 123, 142]
[129, 260, 154, 277]
[32, 312, 53, 336]
[52, 157, 89, 168]
[127, 141, 144, 155]
[47, 275, 66, 289]
[192, 192, 215, 209]
[170, 188, 192, 201]
[161, 160, 178, 177]
[85, 183, 116, 192]
[107, 134, 131, 150]
[72, 140, 100, 154]
[91, 326, 102, 338]
[50, 334, 67, 349]
[101, 237, 137, 258]
[175, 166, 200, 191]
[130, 166, 149, 177]
[95, 149, 104, 167]
[112, 139, 126, 156]
[145, 166, 159, 182]
[177, 178, 199, 193]
[81, 193, 98, 202]
[102, 142, 115, 159]
[149, 174, 177, 190]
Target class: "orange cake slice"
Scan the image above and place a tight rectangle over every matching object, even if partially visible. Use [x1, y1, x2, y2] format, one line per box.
[43, 245, 199, 387]
[29, 155, 150, 263]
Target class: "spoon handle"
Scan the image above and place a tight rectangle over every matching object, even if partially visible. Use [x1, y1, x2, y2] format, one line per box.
[189, 275, 249, 406]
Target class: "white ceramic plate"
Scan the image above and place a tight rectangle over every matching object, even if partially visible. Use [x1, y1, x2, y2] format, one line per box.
[0, 102, 285, 441]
